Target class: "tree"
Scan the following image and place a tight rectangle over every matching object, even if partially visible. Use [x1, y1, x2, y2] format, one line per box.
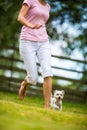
[0, 0, 22, 49]
[0, 0, 87, 56]
[47, 0, 87, 60]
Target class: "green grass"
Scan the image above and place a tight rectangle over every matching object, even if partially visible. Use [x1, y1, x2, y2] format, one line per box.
[0, 91, 87, 130]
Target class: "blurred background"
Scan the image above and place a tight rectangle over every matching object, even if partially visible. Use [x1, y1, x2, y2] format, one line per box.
[0, 0, 87, 103]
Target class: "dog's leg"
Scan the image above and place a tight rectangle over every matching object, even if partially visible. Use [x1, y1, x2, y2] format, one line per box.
[53, 104, 59, 110]
[59, 106, 62, 111]
[59, 101, 62, 111]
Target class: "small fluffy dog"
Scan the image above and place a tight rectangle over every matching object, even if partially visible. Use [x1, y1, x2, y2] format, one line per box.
[50, 90, 65, 111]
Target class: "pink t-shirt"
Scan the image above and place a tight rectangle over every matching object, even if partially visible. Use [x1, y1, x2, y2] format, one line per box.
[20, 0, 50, 42]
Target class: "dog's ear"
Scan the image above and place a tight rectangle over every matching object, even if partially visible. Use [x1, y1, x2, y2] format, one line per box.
[62, 90, 65, 96]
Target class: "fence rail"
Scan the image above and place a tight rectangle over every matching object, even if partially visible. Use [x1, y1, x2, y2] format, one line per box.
[0, 45, 87, 103]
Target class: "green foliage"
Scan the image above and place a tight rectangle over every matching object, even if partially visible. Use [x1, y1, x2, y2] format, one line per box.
[47, 0, 87, 59]
[0, 92, 87, 130]
[0, 0, 22, 48]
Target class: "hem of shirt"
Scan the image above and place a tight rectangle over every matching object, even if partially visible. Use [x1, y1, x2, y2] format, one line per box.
[20, 37, 49, 42]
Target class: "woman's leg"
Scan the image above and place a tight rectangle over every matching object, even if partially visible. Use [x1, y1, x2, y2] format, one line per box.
[19, 40, 38, 99]
[19, 78, 28, 100]
[43, 76, 52, 108]
[37, 41, 53, 108]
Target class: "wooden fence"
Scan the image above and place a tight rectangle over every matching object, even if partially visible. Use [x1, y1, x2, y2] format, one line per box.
[0, 45, 87, 103]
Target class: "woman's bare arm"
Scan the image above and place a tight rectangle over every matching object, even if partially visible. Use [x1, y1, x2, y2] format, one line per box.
[17, 4, 42, 29]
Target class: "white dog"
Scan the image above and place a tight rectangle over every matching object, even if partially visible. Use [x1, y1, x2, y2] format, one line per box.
[50, 90, 65, 111]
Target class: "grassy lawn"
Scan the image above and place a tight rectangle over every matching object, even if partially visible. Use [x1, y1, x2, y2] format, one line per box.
[0, 91, 87, 130]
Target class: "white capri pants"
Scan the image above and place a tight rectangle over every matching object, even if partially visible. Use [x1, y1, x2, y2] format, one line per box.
[19, 39, 53, 85]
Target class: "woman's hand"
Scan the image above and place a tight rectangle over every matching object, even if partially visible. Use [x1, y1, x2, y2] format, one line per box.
[31, 24, 42, 29]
